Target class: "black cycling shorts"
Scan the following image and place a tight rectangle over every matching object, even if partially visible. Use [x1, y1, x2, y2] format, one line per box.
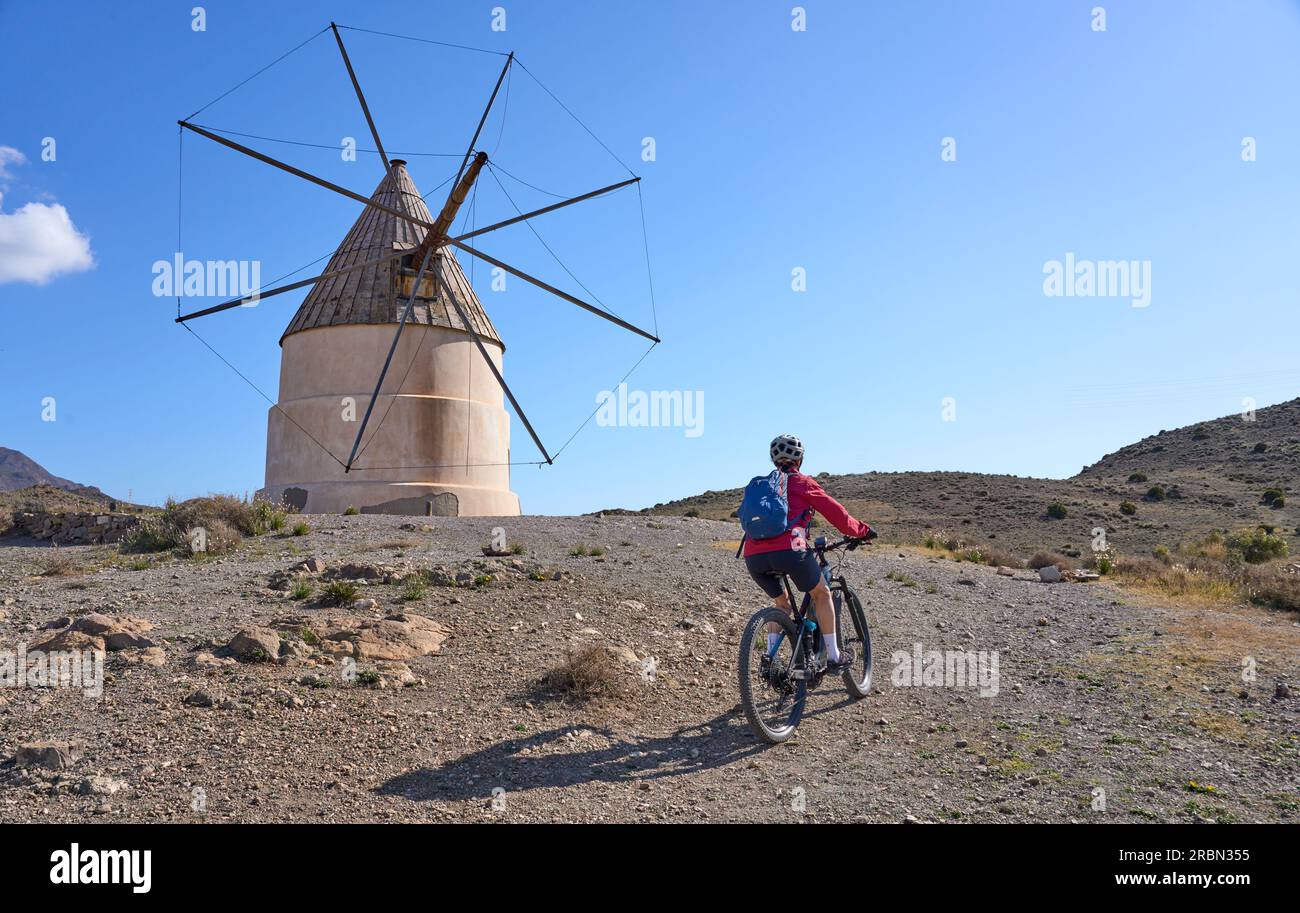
[745, 548, 824, 598]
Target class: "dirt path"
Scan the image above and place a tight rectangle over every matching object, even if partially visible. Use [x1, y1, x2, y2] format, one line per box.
[0, 515, 1295, 822]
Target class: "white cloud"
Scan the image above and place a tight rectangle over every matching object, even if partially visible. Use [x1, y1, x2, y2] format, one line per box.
[0, 146, 26, 181]
[0, 200, 95, 285]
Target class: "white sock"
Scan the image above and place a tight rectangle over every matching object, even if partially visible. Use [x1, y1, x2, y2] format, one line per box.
[767, 633, 781, 653]
[825, 635, 841, 663]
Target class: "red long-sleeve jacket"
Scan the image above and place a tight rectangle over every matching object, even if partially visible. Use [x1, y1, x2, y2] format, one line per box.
[742, 470, 872, 556]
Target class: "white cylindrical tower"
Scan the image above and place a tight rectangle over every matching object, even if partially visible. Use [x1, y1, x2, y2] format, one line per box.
[259, 161, 520, 516]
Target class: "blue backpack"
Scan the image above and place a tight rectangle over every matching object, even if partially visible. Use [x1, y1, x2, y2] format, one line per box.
[738, 470, 797, 540]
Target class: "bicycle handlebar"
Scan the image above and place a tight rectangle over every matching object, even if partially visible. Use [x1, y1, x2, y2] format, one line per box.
[815, 535, 872, 553]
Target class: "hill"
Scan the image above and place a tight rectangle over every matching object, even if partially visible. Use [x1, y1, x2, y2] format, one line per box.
[0, 447, 110, 500]
[619, 399, 1300, 559]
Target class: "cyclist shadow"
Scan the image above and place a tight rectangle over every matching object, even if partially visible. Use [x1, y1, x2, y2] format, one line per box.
[378, 694, 858, 803]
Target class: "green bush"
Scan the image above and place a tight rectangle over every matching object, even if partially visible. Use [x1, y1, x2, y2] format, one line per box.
[1128, 472, 1148, 483]
[1253, 442, 1268, 453]
[1119, 500, 1137, 516]
[121, 515, 181, 553]
[400, 575, 427, 602]
[1145, 485, 1166, 502]
[1261, 488, 1285, 508]
[322, 580, 360, 605]
[1226, 527, 1289, 564]
[1046, 502, 1068, 520]
[291, 521, 310, 537]
[343, 506, 360, 516]
[251, 497, 292, 533]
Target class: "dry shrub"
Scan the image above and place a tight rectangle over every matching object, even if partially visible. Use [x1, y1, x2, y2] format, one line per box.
[165, 495, 258, 536]
[541, 645, 626, 702]
[1028, 551, 1073, 573]
[1110, 531, 1299, 612]
[1112, 556, 1242, 605]
[1238, 564, 1300, 612]
[122, 494, 286, 554]
[180, 518, 241, 557]
[121, 514, 180, 553]
[37, 549, 83, 577]
[979, 548, 1024, 569]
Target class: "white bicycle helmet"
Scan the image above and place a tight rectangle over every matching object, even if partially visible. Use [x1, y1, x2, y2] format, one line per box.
[770, 433, 804, 467]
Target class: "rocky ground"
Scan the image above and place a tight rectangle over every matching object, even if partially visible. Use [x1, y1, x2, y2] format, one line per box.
[0, 513, 1296, 823]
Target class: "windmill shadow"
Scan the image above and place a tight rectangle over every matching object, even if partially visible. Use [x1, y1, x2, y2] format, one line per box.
[377, 693, 858, 803]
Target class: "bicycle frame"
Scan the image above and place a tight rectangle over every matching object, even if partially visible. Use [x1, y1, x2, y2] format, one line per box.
[767, 536, 853, 679]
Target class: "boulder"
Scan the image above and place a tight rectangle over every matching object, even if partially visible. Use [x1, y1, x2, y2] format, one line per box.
[183, 690, 217, 708]
[187, 650, 235, 669]
[78, 775, 127, 796]
[350, 614, 449, 661]
[120, 646, 166, 667]
[606, 644, 640, 666]
[226, 626, 283, 662]
[13, 741, 82, 770]
[1038, 566, 1062, 583]
[330, 563, 392, 582]
[30, 630, 107, 653]
[375, 661, 419, 687]
[30, 613, 155, 652]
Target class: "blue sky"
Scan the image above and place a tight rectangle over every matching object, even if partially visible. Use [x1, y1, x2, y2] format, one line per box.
[2, 0, 1299, 513]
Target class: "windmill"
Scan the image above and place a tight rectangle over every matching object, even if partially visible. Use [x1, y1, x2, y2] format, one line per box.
[175, 23, 659, 516]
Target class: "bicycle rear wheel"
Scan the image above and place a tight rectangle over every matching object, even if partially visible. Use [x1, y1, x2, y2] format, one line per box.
[834, 584, 873, 698]
[738, 608, 807, 743]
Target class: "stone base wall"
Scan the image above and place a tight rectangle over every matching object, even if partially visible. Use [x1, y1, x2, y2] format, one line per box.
[10, 511, 140, 545]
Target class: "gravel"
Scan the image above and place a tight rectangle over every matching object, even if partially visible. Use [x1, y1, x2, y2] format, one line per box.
[0, 512, 1295, 823]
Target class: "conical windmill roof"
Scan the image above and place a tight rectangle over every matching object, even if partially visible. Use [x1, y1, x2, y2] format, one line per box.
[281, 161, 502, 347]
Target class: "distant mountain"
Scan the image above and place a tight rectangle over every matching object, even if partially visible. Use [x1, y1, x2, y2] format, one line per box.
[0, 447, 110, 500]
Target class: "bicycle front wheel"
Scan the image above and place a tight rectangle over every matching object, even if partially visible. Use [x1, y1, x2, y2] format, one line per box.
[834, 584, 873, 698]
[738, 607, 807, 744]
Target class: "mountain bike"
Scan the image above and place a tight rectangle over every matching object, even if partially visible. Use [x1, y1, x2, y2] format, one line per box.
[737, 536, 873, 744]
